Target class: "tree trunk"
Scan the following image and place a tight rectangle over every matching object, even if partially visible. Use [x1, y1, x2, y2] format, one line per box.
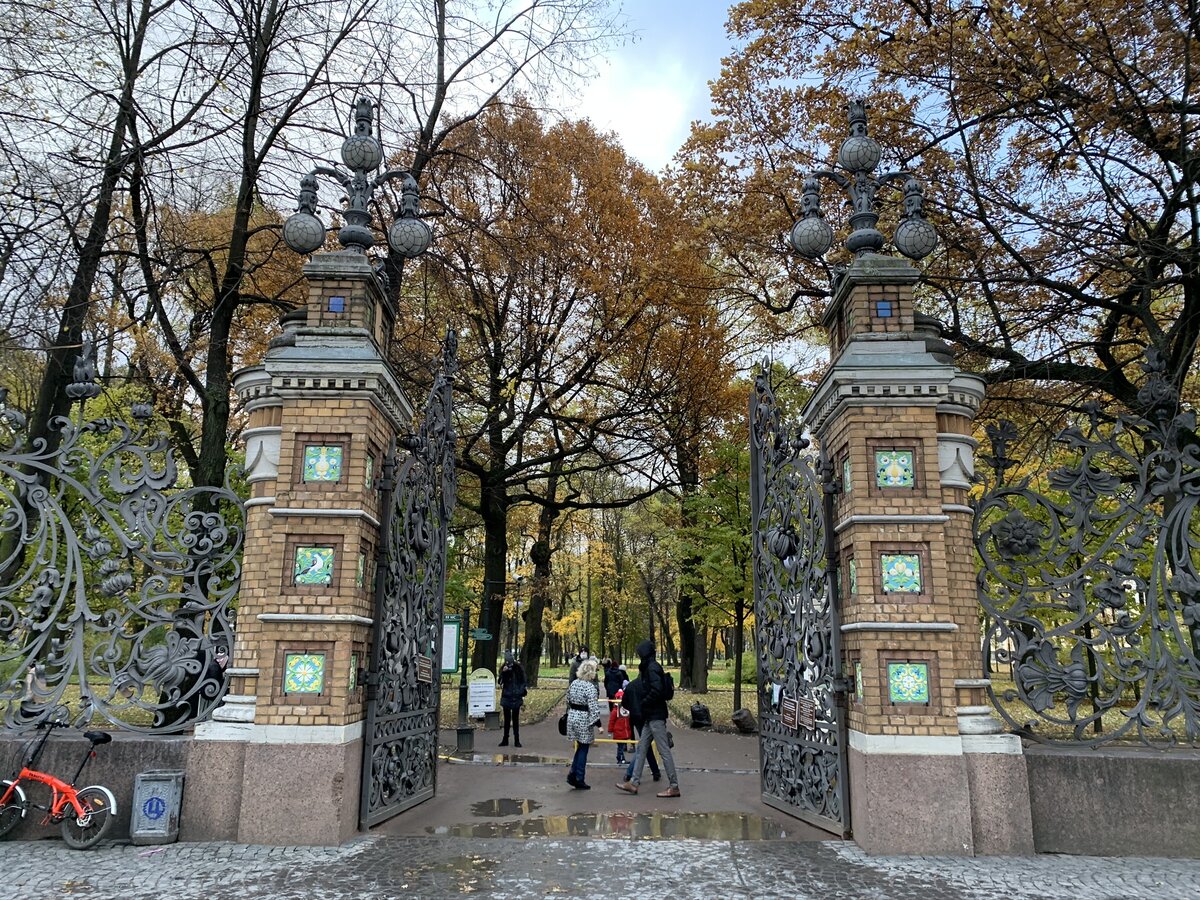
[675, 435, 702, 688]
[521, 459, 563, 686]
[471, 473, 508, 674]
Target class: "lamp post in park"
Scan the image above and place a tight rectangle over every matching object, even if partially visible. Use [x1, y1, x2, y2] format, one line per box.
[788, 97, 938, 262]
[282, 96, 433, 260]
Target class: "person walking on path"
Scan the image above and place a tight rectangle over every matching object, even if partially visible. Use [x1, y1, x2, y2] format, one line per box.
[603, 659, 625, 698]
[565, 657, 602, 790]
[498, 650, 527, 748]
[568, 646, 590, 682]
[607, 682, 633, 765]
[620, 674, 661, 783]
[616, 639, 680, 797]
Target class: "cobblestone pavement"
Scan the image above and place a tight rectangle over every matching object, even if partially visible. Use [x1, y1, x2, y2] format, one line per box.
[2, 835, 1197, 899]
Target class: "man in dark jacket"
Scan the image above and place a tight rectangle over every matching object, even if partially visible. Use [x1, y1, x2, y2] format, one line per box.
[620, 674, 661, 783]
[616, 639, 680, 797]
[603, 660, 625, 698]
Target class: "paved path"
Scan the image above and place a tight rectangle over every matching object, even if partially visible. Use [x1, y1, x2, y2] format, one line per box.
[2, 702, 1198, 898]
[3, 835, 1198, 899]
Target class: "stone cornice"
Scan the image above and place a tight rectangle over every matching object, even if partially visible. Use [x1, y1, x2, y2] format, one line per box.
[263, 348, 414, 432]
[804, 338, 985, 436]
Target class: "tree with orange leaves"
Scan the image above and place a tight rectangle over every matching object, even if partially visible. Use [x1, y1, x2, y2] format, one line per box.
[682, 0, 1199, 440]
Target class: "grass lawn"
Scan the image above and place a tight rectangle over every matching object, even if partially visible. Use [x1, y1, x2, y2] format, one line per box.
[988, 675, 1195, 744]
[437, 683, 565, 729]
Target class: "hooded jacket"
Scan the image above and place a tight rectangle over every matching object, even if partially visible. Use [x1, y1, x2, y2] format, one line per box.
[635, 639, 669, 722]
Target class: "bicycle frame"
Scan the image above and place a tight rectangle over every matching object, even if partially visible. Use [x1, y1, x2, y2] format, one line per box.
[1, 766, 88, 821]
[2, 724, 101, 822]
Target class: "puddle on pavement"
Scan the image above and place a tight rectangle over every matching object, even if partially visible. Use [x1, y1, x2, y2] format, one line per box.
[470, 798, 542, 817]
[444, 752, 567, 766]
[406, 854, 499, 895]
[428, 811, 789, 840]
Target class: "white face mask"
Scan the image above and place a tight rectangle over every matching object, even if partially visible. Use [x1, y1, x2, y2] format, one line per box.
[580, 652, 589, 660]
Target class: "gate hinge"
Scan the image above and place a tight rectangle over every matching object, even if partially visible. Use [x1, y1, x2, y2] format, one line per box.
[360, 669, 381, 700]
[831, 677, 852, 694]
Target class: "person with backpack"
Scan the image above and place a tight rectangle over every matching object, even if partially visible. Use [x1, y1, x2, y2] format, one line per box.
[616, 638, 680, 797]
[619, 674, 661, 783]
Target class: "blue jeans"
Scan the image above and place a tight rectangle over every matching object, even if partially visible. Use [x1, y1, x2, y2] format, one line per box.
[570, 741, 591, 784]
[624, 723, 659, 781]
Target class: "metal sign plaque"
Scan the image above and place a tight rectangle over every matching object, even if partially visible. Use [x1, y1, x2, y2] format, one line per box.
[416, 655, 433, 684]
[798, 697, 816, 731]
[780, 696, 799, 730]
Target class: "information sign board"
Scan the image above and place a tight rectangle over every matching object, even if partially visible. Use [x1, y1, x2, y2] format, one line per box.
[467, 668, 496, 717]
[442, 616, 461, 673]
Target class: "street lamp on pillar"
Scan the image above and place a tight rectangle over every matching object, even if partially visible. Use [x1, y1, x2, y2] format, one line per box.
[282, 97, 433, 261]
[788, 98, 938, 262]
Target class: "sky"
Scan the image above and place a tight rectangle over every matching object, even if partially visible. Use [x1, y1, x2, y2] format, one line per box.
[576, 0, 737, 171]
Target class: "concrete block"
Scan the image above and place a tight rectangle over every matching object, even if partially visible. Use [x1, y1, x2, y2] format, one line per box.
[1024, 743, 1200, 858]
[236, 738, 362, 845]
[848, 741, 975, 855]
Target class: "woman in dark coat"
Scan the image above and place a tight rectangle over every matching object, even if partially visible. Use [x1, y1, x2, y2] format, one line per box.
[499, 650, 527, 747]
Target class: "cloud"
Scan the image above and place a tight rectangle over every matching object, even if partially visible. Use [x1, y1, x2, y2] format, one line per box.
[578, 52, 702, 171]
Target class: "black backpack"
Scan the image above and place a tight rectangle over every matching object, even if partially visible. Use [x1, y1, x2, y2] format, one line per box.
[660, 668, 675, 702]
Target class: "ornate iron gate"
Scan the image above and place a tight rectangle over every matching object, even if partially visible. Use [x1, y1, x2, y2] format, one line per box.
[749, 372, 850, 836]
[0, 349, 242, 733]
[359, 333, 458, 829]
[974, 350, 1200, 747]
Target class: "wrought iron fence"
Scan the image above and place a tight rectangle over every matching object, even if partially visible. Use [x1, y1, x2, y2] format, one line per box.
[0, 357, 243, 733]
[974, 350, 1199, 747]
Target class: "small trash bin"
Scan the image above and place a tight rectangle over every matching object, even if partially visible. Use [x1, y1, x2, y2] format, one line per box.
[130, 770, 185, 845]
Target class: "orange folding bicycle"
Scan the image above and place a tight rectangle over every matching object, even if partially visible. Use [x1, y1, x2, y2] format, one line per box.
[0, 714, 116, 849]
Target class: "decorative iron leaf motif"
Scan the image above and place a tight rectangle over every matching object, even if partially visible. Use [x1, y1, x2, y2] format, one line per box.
[0, 406, 242, 732]
[749, 371, 847, 832]
[974, 355, 1199, 747]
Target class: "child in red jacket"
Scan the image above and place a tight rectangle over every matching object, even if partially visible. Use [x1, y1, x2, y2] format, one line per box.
[608, 683, 633, 764]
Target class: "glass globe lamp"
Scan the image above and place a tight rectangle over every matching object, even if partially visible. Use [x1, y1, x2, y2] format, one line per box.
[282, 212, 326, 254]
[838, 134, 882, 173]
[893, 217, 938, 260]
[341, 133, 383, 173]
[790, 216, 834, 259]
[388, 217, 433, 259]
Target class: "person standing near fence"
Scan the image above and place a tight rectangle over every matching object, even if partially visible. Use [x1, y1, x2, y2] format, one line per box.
[616, 639, 680, 797]
[565, 657, 602, 790]
[498, 650, 527, 748]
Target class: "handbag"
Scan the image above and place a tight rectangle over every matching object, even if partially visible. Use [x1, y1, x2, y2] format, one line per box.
[558, 711, 568, 736]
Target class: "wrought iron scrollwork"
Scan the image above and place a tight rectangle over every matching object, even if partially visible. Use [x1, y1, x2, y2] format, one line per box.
[0, 390, 243, 733]
[974, 350, 1199, 747]
[360, 330, 457, 828]
[749, 371, 849, 834]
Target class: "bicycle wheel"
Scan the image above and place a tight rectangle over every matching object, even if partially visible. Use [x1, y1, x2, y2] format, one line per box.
[61, 785, 115, 849]
[0, 780, 27, 838]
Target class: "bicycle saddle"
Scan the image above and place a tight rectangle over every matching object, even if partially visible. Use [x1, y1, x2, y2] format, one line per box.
[84, 731, 112, 745]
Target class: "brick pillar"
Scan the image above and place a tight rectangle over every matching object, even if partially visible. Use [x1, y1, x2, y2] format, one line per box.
[804, 254, 1033, 855]
[184, 251, 411, 845]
